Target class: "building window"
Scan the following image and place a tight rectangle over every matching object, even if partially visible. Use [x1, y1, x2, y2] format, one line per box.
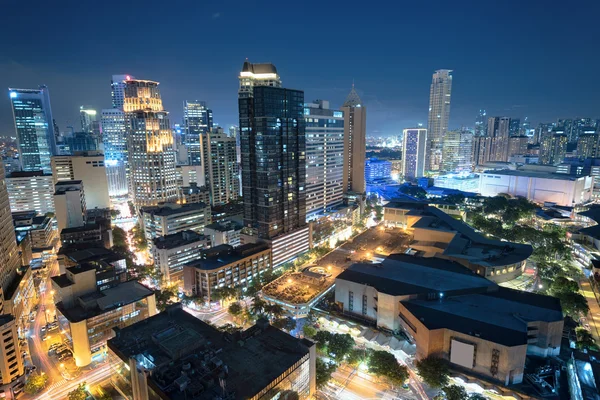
[348, 291, 354, 311]
[362, 295, 368, 315]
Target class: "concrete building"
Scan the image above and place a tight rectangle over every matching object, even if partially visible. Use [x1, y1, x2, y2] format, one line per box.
[9, 86, 56, 174]
[485, 117, 512, 162]
[54, 180, 86, 232]
[177, 184, 210, 205]
[479, 169, 593, 206]
[107, 304, 316, 400]
[2, 266, 37, 336]
[383, 203, 533, 282]
[576, 133, 600, 160]
[183, 243, 271, 300]
[151, 230, 210, 285]
[141, 203, 211, 250]
[540, 134, 568, 165]
[51, 152, 110, 209]
[342, 85, 367, 194]
[183, 100, 213, 167]
[6, 171, 54, 214]
[442, 129, 473, 172]
[426, 70, 452, 172]
[335, 254, 564, 385]
[508, 136, 529, 157]
[60, 222, 112, 249]
[51, 263, 156, 367]
[0, 315, 26, 398]
[365, 158, 392, 183]
[0, 166, 25, 296]
[101, 108, 128, 198]
[204, 220, 243, 247]
[304, 100, 345, 220]
[204, 130, 239, 205]
[402, 128, 427, 180]
[175, 165, 205, 188]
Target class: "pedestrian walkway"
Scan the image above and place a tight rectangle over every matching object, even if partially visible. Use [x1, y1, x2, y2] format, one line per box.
[46, 379, 66, 391]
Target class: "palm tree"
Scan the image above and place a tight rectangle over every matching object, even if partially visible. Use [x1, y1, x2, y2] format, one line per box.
[250, 296, 266, 315]
[265, 303, 285, 320]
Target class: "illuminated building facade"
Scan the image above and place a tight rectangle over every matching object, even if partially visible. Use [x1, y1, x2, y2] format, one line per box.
[6, 171, 55, 215]
[183, 100, 213, 167]
[101, 109, 128, 197]
[342, 85, 366, 194]
[442, 129, 473, 172]
[426, 70, 452, 172]
[0, 163, 21, 297]
[402, 128, 427, 179]
[8, 86, 57, 174]
[205, 130, 239, 205]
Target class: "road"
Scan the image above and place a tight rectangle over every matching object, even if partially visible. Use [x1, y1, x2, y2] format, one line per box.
[35, 362, 113, 400]
[580, 278, 600, 342]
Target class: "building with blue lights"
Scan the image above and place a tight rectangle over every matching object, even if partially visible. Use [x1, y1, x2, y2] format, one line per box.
[101, 109, 128, 197]
[365, 158, 392, 183]
[402, 127, 427, 180]
[183, 100, 213, 167]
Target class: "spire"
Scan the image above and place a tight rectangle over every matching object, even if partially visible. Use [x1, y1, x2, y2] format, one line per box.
[343, 84, 362, 107]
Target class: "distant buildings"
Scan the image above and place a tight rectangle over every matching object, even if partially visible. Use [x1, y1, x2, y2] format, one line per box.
[365, 158, 392, 183]
[9, 86, 57, 173]
[474, 109, 487, 137]
[107, 304, 316, 400]
[402, 128, 427, 179]
[151, 230, 210, 285]
[183, 100, 213, 167]
[486, 117, 512, 162]
[304, 100, 345, 220]
[204, 220, 242, 247]
[141, 203, 211, 250]
[101, 108, 128, 198]
[426, 69, 452, 172]
[205, 130, 239, 205]
[540, 133, 568, 165]
[576, 133, 600, 160]
[442, 129, 472, 172]
[6, 171, 55, 215]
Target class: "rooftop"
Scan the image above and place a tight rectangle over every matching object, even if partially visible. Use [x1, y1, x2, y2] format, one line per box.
[204, 220, 243, 232]
[153, 230, 208, 250]
[7, 171, 51, 178]
[62, 247, 123, 264]
[108, 304, 312, 400]
[141, 202, 208, 217]
[186, 243, 270, 271]
[241, 60, 278, 75]
[483, 169, 588, 181]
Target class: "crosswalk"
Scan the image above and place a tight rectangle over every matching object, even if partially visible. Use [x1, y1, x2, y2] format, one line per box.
[46, 379, 66, 391]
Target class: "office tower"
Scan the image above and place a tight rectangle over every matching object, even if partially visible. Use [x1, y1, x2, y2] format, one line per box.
[183, 101, 213, 167]
[426, 69, 453, 171]
[540, 134, 568, 165]
[402, 128, 427, 179]
[508, 136, 529, 157]
[6, 171, 55, 214]
[341, 85, 367, 194]
[238, 60, 282, 97]
[124, 78, 178, 208]
[485, 117, 512, 162]
[443, 129, 473, 172]
[151, 230, 210, 284]
[365, 158, 392, 183]
[521, 117, 531, 135]
[0, 163, 21, 295]
[474, 109, 487, 137]
[536, 122, 556, 145]
[205, 130, 239, 205]
[557, 118, 573, 142]
[0, 316, 25, 395]
[472, 136, 489, 167]
[572, 118, 595, 143]
[8, 86, 57, 173]
[79, 106, 98, 133]
[110, 74, 133, 109]
[54, 180, 86, 232]
[51, 152, 110, 209]
[577, 133, 600, 160]
[509, 118, 521, 137]
[304, 100, 345, 220]
[101, 109, 128, 197]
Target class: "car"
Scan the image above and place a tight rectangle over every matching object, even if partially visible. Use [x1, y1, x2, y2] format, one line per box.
[40, 326, 46, 333]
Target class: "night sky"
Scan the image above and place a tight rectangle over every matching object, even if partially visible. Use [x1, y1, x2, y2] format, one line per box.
[1, 0, 599, 138]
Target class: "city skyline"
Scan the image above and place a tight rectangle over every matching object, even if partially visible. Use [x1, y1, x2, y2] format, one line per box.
[2, 1, 600, 138]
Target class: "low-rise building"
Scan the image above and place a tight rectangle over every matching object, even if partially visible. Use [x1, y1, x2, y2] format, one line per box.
[335, 254, 564, 385]
[107, 304, 316, 400]
[203, 219, 242, 247]
[54, 180, 87, 232]
[60, 221, 112, 249]
[152, 231, 210, 285]
[51, 262, 156, 367]
[183, 243, 271, 300]
[6, 171, 55, 214]
[0, 315, 26, 399]
[177, 184, 210, 205]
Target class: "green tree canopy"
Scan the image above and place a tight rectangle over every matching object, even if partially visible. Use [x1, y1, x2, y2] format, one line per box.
[24, 373, 48, 394]
[576, 327, 597, 350]
[415, 356, 450, 388]
[228, 302, 243, 318]
[367, 350, 409, 385]
[443, 384, 468, 400]
[328, 333, 355, 362]
[316, 358, 337, 389]
[302, 325, 317, 338]
[557, 291, 589, 318]
[67, 382, 88, 400]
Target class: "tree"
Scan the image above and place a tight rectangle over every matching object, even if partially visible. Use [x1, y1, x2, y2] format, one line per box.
[278, 390, 299, 400]
[400, 185, 427, 199]
[250, 296, 266, 315]
[328, 333, 355, 362]
[110, 209, 121, 219]
[557, 291, 589, 317]
[443, 385, 468, 400]
[228, 302, 243, 321]
[273, 317, 296, 332]
[112, 226, 127, 248]
[415, 356, 449, 388]
[316, 358, 337, 388]
[367, 350, 408, 385]
[549, 276, 579, 295]
[313, 330, 333, 352]
[468, 394, 488, 400]
[264, 303, 285, 320]
[156, 286, 178, 312]
[68, 382, 88, 400]
[302, 325, 317, 338]
[576, 327, 597, 350]
[24, 373, 48, 394]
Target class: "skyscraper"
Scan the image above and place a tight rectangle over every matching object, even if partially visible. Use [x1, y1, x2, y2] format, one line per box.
[577, 133, 600, 160]
[402, 128, 427, 179]
[509, 118, 521, 137]
[485, 117, 511, 162]
[304, 100, 345, 220]
[426, 69, 452, 172]
[183, 101, 213, 167]
[0, 162, 20, 294]
[341, 85, 366, 194]
[79, 106, 98, 133]
[124, 78, 178, 208]
[474, 109, 487, 137]
[442, 129, 473, 172]
[540, 134, 568, 165]
[9, 86, 57, 174]
[101, 109, 128, 197]
[238, 60, 282, 97]
[205, 129, 239, 205]
[110, 74, 132, 109]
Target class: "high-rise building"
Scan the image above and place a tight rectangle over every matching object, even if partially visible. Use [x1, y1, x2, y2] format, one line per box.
[535, 122, 556, 145]
[205, 130, 239, 205]
[365, 158, 392, 182]
[0, 315, 26, 397]
[402, 128, 427, 179]
[558, 118, 573, 142]
[183, 101, 213, 167]
[0, 163, 21, 296]
[304, 100, 345, 220]
[101, 109, 128, 197]
[474, 109, 487, 137]
[51, 152, 110, 209]
[508, 136, 529, 157]
[8, 86, 57, 173]
[485, 117, 512, 162]
[79, 106, 98, 133]
[238, 60, 282, 97]
[124, 78, 178, 208]
[110, 74, 133, 110]
[342, 85, 367, 194]
[521, 117, 531, 135]
[6, 171, 55, 215]
[54, 180, 86, 232]
[442, 130, 473, 172]
[509, 118, 521, 137]
[426, 69, 452, 171]
[577, 133, 600, 160]
[540, 134, 568, 165]
[572, 118, 595, 143]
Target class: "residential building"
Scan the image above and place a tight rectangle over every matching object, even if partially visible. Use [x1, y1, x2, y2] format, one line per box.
[342, 85, 367, 194]
[176, 165, 205, 188]
[205, 130, 239, 205]
[204, 220, 243, 247]
[509, 118, 521, 136]
[426, 70, 452, 171]
[485, 117, 512, 162]
[54, 180, 86, 232]
[183, 100, 213, 167]
[540, 134, 568, 165]
[335, 254, 563, 385]
[13, 213, 58, 249]
[474, 109, 487, 137]
[183, 243, 271, 300]
[304, 100, 345, 220]
[571, 118, 595, 143]
[141, 203, 211, 250]
[60, 222, 112, 250]
[101, 109, 128, 198]
[151, 230, 210, 284]
[402, 128, 427, 180]
[508, 135, 528, 157]
[6, 171, 54, 214]
[107, 304, 316, 400]
[365, 158, 391, 183]
[124, 77, 178, 208]
[9, 86, 56, 173]
[479, 169, 592, 206]
[577, 133, 600, 160]
[442, 129, 472, 172]
[177, 184, 210, 205]
[51, 152, 110, 209]
[51, 263, 156, 367]
[0, 315, 26, 398]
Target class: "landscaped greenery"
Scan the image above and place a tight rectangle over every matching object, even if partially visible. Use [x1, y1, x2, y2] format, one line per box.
[24, 373, 48, 394]
[415, 355, 450, 388]
[367, 350, 409, 385]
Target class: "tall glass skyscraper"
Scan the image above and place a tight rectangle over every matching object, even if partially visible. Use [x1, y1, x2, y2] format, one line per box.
[9, 86, 57, 173]
[183, 101, 213, 167]
[101, 109, 128, 197]
[426, 69, 452, 172]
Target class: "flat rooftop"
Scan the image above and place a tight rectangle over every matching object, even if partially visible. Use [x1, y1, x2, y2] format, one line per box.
[62, 247, 122, 264]
[8, 171, 50, 178]
[108, 305, 312, 400]
[152, 230, 207, 250]
[483, 169, 586, 181]
[186, 243, 270, 271]
[336, 254, 495, 296]
[204, 220, 243, 232]
[141, 202, 208, 217]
